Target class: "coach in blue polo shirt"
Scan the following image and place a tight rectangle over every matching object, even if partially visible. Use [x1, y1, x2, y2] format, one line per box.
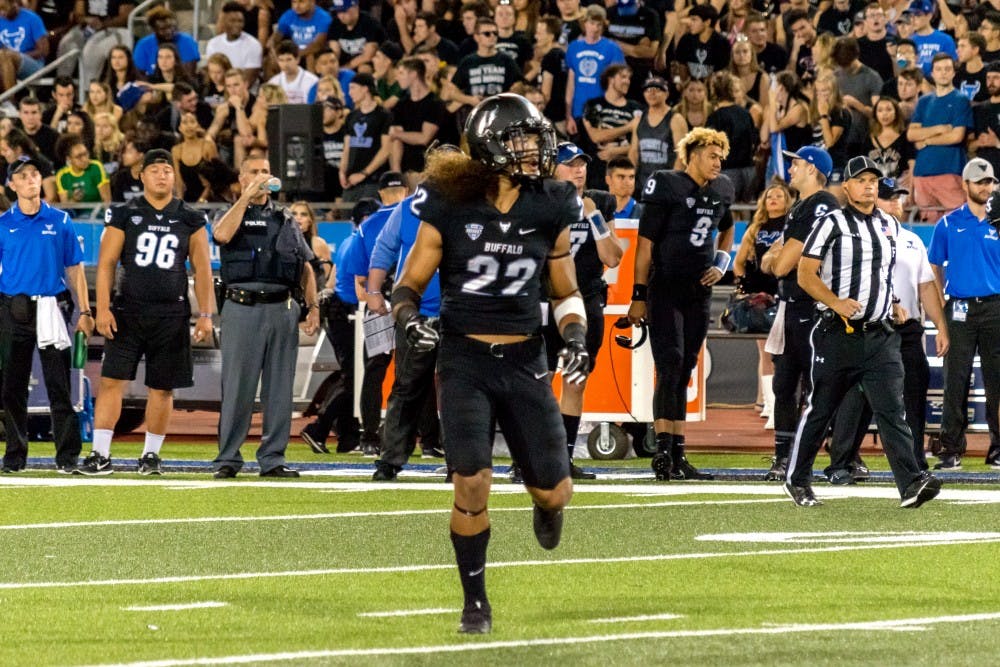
[0, 156, 93, 474]
[927, 157, 1000, 471]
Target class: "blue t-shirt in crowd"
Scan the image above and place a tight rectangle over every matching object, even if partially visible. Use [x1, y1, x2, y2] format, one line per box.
[0, 202, 83, 296]
[133, 33, 202, 75]
[277, 7, 333, 52]
[911, 89, 972, 177]
[565, 37, 625, 119]
[333, 231, 359, 304]
[340, 204, 397, 278]
[370, 194, 440, 316]
[0, 8, 47, 54]
[307, 69, 356, 108]
[912, 30, 957, 75]
[927, 204, 1000, 298]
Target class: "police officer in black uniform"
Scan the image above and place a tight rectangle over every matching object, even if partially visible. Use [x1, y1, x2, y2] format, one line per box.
[627, 127, 735, 481]
[784, 156, 941, 509]
[212, 156, 320, 478]
[392, 94, 589, 635]
[759, 146, 840, 481]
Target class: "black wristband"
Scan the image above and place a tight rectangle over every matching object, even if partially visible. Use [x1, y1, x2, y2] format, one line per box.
[632, 284, 648, 301]
[562, 321, 586, 346]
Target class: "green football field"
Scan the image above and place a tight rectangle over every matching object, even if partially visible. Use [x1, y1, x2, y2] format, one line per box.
[5, 445, 1000, 666]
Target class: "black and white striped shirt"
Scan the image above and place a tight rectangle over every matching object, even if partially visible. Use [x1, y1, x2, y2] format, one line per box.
[801, 204, 898, 324]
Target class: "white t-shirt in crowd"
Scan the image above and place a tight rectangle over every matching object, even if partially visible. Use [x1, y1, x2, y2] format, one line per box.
[205, 32, 263, 70]
[267, 68, 319, 104]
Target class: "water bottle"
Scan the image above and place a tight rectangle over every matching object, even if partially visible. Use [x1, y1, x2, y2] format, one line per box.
[266, 176, 281, 192]
[72, 330, 87, 369]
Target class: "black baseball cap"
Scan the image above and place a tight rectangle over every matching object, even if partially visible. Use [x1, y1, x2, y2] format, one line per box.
[351, 72, 377, 94]
[877, 177, 909, 200]
[378, 40, 403, 63]
[642, 76, 670, 92]
[378, 171, 405, 189]
[5, 155, 44, 182]
[141, 148, 173, 171]
[844, 155, 883, 180]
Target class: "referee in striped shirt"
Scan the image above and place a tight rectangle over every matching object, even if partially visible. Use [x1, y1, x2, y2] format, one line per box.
[784, 156, 942, 508]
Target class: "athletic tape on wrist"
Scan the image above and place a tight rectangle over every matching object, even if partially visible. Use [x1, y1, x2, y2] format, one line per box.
[552, 294, 586, 325]
[587, 210, 610, 240]
[713, 250, 732, 273]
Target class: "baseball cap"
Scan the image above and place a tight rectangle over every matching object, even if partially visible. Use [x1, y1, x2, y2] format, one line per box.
[556, 142, 591, 165]
[6, 155, 44, 182]
[378, 40, 403, 63]
[378, 171, 405, 189]
[351, 197, 380, 225]
[642, 76, 670, 91]
[141, 148, 173, 171]
[617, 0, 639, 17]
[322, 96, 345, 110]
[962, 157, 998, 183]
[583, 4, 607, 21]
[330, 0, 358, 10]
[877, 177, 909, 200]
[781, 146, 833, 180]
[350, 72, 377, 94]
[909, 0, 933, 15]
[844, 155, 883, 180]
[986, 60, 1000, 74]
[853, 10, 865, 25]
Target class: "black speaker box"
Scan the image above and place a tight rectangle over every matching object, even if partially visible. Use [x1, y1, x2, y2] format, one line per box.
[265, 103, 325, 193]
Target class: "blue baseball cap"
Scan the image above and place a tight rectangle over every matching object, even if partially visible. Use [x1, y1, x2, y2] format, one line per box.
[331, 0, 358, 10]
[909, 0, 933, 14]
[617, 0, 639, 17]
[557, 142, 591, 165]
[781, 146, 833, 180]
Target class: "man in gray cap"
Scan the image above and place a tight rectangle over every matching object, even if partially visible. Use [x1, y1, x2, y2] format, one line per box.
[927, 157, 1000, 470]
[784, 155, 941, 508]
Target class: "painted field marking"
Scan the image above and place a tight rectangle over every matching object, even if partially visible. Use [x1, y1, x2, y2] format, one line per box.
[124, 602, 228, 612]
[5, 532, 1000, 591]
[588, 613, 684, 624]
[76, 611, 1000, 666]
[356, 608, 459, 618]
[0, 499, 787, 532]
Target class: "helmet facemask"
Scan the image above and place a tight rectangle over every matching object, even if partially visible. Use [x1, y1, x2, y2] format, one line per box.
[498, 121, 557, 181]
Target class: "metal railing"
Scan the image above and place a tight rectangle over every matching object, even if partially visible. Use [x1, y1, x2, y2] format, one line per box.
[126, 0, 164, 52]
[0, 49, 80, 106]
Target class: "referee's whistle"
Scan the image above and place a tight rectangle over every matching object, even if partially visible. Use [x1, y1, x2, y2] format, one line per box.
[840, 316, 854, 334]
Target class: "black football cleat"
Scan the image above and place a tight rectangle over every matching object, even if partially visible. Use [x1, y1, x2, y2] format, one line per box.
[783, 482, 822, 507]
[763, 457, 787, 482]
[651, 452, 672, 481]
[900, 472, 941, 509]
[532, 504, 563, 550]
[671, 457, 713, 480]
[569, 462, 596, 480]
[371, 461, 398, 481]
[458, 601, 492, 634]
[509, 462, 523, 484]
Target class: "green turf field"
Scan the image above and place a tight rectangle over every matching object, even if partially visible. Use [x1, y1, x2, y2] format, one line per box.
[5, 446, 1000, 666]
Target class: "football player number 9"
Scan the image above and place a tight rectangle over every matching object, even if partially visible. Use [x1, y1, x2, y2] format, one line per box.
[134, 232, 179, 269]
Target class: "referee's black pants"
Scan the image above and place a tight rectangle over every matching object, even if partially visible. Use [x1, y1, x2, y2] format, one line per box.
[788, 317, 922, 495]
[772, 301, 815, 458]
[0, 295, 81, 469]
[938, 298, 1000, 457]
[648, 279, 711, 421]
[828, 320, 931, 471]
[378, 320, 440, 469]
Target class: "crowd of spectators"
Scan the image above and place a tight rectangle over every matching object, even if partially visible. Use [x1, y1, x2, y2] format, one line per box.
[0, 0, 997, 218]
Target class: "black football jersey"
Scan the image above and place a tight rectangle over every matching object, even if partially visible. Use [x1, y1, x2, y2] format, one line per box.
[414, 179, 581, 335]
[779, 190, 840, 303]
[638, 170, 734, 279]
[564, 188, 617, 297]
[105, 196, 207, 315]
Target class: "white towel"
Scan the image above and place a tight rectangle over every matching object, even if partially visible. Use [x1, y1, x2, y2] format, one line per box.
[764, 300, 786, 355]
[36, 296, 72, 350]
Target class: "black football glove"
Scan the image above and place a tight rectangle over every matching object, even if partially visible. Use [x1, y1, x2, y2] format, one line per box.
[556, 322, 589, 384]
[404, 316, 439, 351]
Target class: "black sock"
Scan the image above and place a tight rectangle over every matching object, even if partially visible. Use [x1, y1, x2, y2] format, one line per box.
[563, 414, 581, 461]
[450, 528, 490, 610]
[671, 435, 686, 461]
[655, 432, 673, 455]
[775, 435, 792, 460]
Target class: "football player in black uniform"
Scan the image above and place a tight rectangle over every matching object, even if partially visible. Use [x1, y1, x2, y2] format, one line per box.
[627, 127, 735, 481]
[81, 149, 215, 475]
[543, 141, 623, 480]
[392, 94, 588, 634]
[759, 147, 840, 481]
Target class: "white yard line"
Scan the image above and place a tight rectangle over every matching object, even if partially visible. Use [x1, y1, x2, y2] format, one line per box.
[77, 611, 1000, 666]
[588, 613, 684, 624]
[5, 535, 1000, 591]
[124, 602, 228, 612]
[356, 608, 459, 618]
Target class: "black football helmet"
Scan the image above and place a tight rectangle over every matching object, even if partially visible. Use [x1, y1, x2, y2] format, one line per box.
[464, 93, 557, 179]
[987, 188, 1000, 229]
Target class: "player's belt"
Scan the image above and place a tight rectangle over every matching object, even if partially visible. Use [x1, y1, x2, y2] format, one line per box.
[225, 287, 291, 305]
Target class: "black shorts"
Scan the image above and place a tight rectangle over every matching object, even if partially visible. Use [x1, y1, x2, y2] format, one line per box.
[101, 313, 193, 390]
[543, 291, 606, 372]
[437, 335, 569, 489]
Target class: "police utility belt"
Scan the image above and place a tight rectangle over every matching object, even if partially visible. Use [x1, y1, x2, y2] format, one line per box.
[225, 287, 291, 306]
[819, 308, 892, 334]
